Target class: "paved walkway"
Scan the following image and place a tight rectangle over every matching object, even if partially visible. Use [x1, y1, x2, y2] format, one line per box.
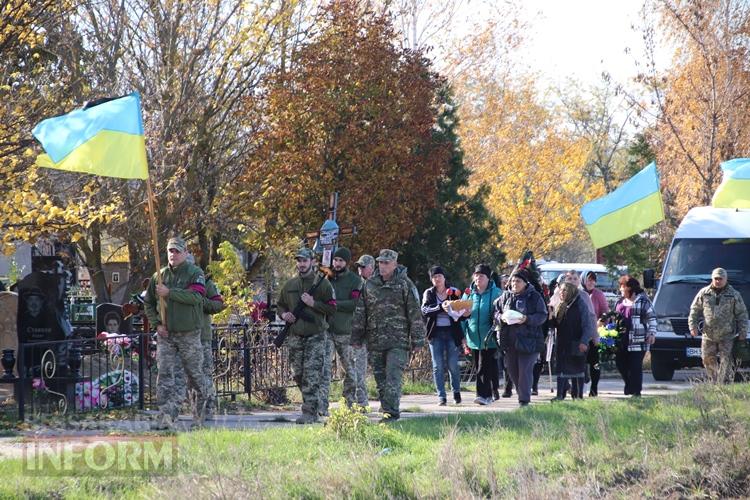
[0, 371, 700, 448]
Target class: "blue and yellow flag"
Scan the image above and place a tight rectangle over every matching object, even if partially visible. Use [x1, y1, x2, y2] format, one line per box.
[32, 93, 148, 180]
[711, 158, 750, 208]
[580, 162, 665, 249]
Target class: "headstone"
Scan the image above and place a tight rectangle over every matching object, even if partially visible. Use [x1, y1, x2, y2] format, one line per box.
[16, 271, 70, 375]
[0, 292, 18, 376]
[96, 303, 132, 335]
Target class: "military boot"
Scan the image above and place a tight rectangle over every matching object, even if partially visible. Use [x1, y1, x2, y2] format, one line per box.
[295, 413, 319, 424]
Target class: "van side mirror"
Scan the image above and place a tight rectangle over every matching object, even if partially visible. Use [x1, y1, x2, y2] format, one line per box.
[643, 268, 655, 289]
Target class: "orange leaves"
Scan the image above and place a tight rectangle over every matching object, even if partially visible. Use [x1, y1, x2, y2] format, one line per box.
[231, 1, 448, 255]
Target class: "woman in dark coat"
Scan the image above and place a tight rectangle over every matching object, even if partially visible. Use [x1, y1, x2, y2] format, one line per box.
[493, 269, 548, 406]
[550, 282, 594, 400]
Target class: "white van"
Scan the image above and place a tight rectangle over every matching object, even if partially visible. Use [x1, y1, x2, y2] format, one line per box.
[538, 262, 621, 294]
[648, 207, 750, 380]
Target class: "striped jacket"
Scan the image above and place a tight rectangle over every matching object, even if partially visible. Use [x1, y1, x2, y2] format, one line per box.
[615, 292, 657, 352]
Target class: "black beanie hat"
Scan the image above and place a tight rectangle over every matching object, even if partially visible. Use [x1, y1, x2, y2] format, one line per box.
[511, 268, 531, 285]
[333, 246, 351, 263]
[429, 265, 446, 278]
[473, 264, 492, 279]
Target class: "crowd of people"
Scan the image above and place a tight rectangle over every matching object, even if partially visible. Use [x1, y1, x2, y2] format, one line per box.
[143, 236, 749, 427]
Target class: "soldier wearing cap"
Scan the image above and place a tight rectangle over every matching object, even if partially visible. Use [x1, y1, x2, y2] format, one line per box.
[351, 249, 426, 421]
[318, 247, 362, 414]
[356, 254, 375, 280]
[352, 253, 375, 407]
[689, 267, 749, 383]
[277, 247, 337, 424]
[144, 236, 212, 429]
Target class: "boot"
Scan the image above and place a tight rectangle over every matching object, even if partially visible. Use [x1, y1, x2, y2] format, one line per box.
[453, 391, 462, 404]
[589, 365, 600, 397]
[295, 413, 319, 424]
[552, 377, 567, 401]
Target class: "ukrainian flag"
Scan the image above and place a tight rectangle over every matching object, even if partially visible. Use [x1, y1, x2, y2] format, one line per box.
[711, 158, 750, 208]
[32, 93, 148, 180]
[580, 162, 665, 249]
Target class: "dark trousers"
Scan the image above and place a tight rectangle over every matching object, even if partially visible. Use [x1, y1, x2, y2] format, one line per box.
[615, 349, 646, 396]
[505, 349, 538, 404]
[473, 348, 498, 399]
[587, 341, 600, 395]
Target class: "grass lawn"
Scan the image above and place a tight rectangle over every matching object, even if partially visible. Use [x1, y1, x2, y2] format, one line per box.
[3, 383, 750, 498]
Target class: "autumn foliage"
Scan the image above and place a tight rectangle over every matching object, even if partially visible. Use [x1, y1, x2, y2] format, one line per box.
[232, 1, 448, 255]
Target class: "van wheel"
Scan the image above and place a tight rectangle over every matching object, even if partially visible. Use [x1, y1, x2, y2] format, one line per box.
[651, 356, 674, 381]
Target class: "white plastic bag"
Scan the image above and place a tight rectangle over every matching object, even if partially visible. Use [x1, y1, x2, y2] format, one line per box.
[501, 309, 525, 325]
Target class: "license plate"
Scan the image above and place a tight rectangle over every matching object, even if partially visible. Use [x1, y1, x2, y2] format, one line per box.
[686, 347, 702, 358]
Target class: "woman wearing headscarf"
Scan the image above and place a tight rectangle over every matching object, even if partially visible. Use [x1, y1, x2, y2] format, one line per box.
[615, 275, 657, 396]
[421, 266, 464, 405]
[460, 264, 502, 405]
[550, 282, 595, 400]
[493, 269, 548, 406]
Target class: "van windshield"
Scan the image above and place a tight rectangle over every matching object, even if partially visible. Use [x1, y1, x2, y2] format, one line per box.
[663, 238, 750, 284]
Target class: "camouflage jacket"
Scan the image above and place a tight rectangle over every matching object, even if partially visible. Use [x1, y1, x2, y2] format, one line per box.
[329, 269, 363, 336]
[351, 266, 426, 351]
[689, 284, 749, 340]
[201, 278, 226, 341]
[144, 262, 205, 334]
[277, 271, 336, 337]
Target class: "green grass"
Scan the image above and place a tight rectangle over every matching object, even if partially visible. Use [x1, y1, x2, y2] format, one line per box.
[4, 383, 750, 498]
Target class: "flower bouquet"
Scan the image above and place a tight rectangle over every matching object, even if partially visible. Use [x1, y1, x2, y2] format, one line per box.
[597, 311, 628, 363]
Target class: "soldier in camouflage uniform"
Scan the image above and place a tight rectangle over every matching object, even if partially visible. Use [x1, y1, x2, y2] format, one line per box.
[689, 267, 749, 383]
[319, 247, 362, 414]
[277, 247, 337, 424]
[144, 236, 211, 429]
[352, 254, 375, 407]
[351, 249, 426, 422]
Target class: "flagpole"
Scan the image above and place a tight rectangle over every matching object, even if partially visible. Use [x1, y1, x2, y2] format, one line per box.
[145, 176, 167, 327]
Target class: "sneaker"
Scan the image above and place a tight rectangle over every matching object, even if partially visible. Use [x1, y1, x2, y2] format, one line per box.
[438, 397, 447, 406]
[473, 396, 491, 406]
[531, 388, 539, 396]
[379, 413, 400, 423]
[453, 392, 462, 404]
[295, 413, 319, 424]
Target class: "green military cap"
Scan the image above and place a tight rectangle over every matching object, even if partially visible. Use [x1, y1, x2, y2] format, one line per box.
[295, 247, 314, 260]
[167, 236, 187, 253]
[375, 249, 398, 262]
[356, 254, 375, 268]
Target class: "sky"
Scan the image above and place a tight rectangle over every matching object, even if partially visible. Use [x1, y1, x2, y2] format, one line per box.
[518, 0, 655, 88]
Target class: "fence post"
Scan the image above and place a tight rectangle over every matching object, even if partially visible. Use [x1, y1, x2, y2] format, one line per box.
[242, 325, 251, 401]
[17, 344, 25, 422]
[138, 333, 145, 410]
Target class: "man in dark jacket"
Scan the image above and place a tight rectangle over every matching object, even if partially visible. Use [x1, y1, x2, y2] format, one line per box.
[319, 247, 362, 414]
[277, 247, 337, 424]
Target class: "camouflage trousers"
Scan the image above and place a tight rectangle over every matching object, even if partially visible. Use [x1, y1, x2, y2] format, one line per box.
[369, 347, 408, 418]
[351, 344, 369, 406]
[702, 336, 735, 383]
[288, 331, 326, 416]
[157, 330, 211, 421]
[319, 333, 356, 413]
[175, 338, 216, 416]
